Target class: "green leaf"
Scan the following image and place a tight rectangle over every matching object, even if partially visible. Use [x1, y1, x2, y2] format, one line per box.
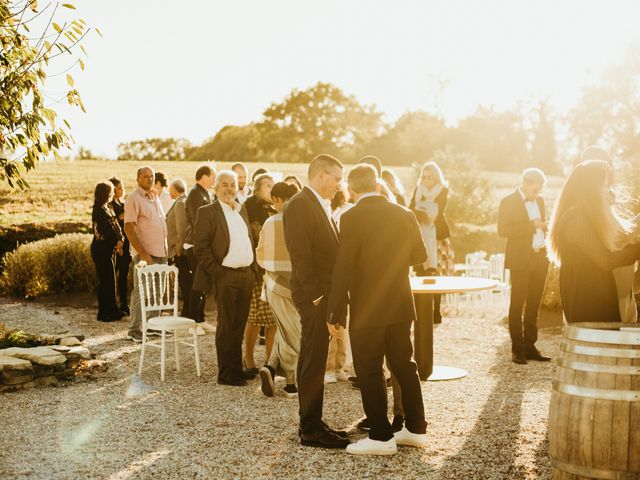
[66, 74, 74, 87]
[63, 119, 71, 129]
[78, 59, 84, 71]
[95, 28, 103, 38]
[62, 3, 76, 9]
[79, 45, 87, 56]
[52, 23, 62, 33]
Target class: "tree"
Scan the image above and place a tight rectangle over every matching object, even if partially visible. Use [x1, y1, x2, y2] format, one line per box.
[1, 0, 97, 188]
[186, 124, 262, 163]
[116, 137, 192, 162]
[258, 82, 384, 163]
[529, 100, 559, 173]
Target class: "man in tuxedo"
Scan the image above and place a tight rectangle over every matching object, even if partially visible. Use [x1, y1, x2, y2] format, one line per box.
[184, 165, 216, 326]
[326, 164, 428, 456]
[283, 154, 349, 449]
[193, 170, 257, 386]
[498, 168, 551, 365]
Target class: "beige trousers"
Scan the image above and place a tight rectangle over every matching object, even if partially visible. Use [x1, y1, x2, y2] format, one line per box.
[264, 287, 301, 385]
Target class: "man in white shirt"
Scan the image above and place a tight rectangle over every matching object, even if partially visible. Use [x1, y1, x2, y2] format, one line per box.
[154, 171, 174, 215]
[232, 162, 252, 204]
[193, 170, 257, 386]
[497, 168, 551, 365]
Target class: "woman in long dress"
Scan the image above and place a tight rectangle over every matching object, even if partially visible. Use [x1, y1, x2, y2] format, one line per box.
[256, 181, 301, 397]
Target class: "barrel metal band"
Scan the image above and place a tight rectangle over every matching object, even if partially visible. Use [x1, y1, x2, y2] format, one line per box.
[553, 380, 640, 401]
[557, 358, 640, 375]
[561, 341, 640, 359]
[550, 457, 640, 480]
[564, 323, 640, 345]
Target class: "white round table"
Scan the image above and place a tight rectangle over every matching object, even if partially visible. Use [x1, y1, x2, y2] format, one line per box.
[411, 276, 498, 381]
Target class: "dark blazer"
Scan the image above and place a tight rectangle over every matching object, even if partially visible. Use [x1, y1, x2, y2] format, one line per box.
[192, 200, 256, 293]
[283, 187, 340, 312]
[327, 195, 427, 330]
[497, 190, 546, 271]
[185, 183, 212, 245]
[409, 186, 451, 240]
[166, 195, 187, 258]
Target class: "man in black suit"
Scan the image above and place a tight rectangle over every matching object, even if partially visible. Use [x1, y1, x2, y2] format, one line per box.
[498, 168, 551, 365]
[184, 165, 215, 326]
[326, 164, 428, 456]
[283, 154, 349, 449]
[193, 170, 257, 386]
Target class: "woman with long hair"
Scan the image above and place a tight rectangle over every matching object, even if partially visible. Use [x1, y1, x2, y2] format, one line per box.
[91, 181, 124, 322]
[548, 160, 640, 323]
[243, 173, 278, 373]
[109, 177, 131, 316]
[381, 168, 406, 206]
[409, 161, 454, 323]
[256, 181, 301, 396]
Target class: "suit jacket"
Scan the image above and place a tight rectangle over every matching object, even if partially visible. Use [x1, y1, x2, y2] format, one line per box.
[326, 195, 427, 330]
[185, 184, 212, 245]
[497, 190, 547, 271]
[192, 200, 257, 293]
[409, 186, 451, 240]
[166, 195, 187, 258]
[283, 187, 340, 313]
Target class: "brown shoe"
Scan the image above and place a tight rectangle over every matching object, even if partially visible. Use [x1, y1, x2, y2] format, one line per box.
[512, 351, 527, 365]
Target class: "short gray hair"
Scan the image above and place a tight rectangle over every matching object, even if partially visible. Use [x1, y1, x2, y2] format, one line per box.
[348, 163, 378, 194]
[170, 178, 187, 194]
[522, 167, 546, 185]
[215, 170, 238, 188]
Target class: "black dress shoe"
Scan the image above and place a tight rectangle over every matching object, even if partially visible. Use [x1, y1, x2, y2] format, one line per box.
[120, 305, 130, 316]
[300, 429, 350, 449]
[237, 370, 257, 380]
[218, 378, 248, 386]
[321, 422, 348, 438]
[391, 414, 404, 433]
[356, 417, 371, 431]
[243, 360, 259, 375]
[512, 351, 528, 365]
[524, 348, 551, 362]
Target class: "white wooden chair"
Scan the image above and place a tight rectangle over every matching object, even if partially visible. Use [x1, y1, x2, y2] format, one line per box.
[488, 253, 510, 313]
[137, 263, 201, 381]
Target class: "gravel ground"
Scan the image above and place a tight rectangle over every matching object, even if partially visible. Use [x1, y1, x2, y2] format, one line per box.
[0, 297, 560, 479]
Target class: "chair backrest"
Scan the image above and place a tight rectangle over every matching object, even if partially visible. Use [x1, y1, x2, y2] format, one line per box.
[489, 254, 506, 282]
[136, 263, 179, 330]
[466, 260, 490, 279]
[465, 251, 487, 265]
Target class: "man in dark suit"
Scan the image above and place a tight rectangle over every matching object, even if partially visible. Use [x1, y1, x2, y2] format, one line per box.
[184, 165, 215, 326]
[327, 164, 428, 456]
[498, 167, 551, 365]
[193, 170, 257, 386]
[166, 178, 189, 316]
[283, 154, 349, 449]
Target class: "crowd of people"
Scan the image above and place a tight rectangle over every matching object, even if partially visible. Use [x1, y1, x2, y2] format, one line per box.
[89, 145, 639, 456]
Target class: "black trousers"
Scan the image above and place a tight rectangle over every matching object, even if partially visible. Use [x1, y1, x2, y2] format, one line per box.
[114, 250, 131, 308]
[297, 300, 331, 435]
[215, 268, 254, 382]
[91, 244, 120, 319]
[350, 321, 427, 441]
[508, 252, 549, 353]
[186, 248, 206, 322]
[173, 254, 192, 317]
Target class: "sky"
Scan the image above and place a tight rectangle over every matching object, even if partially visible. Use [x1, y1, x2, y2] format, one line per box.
[38, 0, 640, 157]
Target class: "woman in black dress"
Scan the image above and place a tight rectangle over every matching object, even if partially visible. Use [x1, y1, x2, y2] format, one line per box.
[91, 181, 124, 322]
[109, 177, 131, 316]
[548, 160, 640, 323]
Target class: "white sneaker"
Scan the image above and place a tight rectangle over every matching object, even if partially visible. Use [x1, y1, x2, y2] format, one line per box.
[324, 372, 337, 384]
[346, 437, 397, 456]
[335, 370, 349, 382]
[393, 427, 428, 448]
[201, 322, 215, 333]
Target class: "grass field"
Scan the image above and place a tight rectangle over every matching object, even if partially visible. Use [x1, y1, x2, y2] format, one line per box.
[0, 159, 564, 228]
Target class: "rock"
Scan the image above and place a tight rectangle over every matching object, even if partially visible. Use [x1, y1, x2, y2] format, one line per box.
[51, 345, 71, 353]
[53, 332, 85, 343]
[54, 368, 75, 379]
[2, 347, 67, 366]
[1, 373, 34, 385]
[35, 375, 57, 387]
[38, 334, 57, 345]
[66, 346, 91, 360]
[0, 355, 32, 372]
[33, 365, 54, 377]
[59, 337, 81, 346]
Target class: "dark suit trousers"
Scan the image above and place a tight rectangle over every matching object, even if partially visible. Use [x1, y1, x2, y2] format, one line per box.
[508, 251, 549, 352]
[297, 300, 331, 435]
[91, 244, 119, 318]
[173, 254, 192, 317]
[215, 268, 254, 382]
[186, 248, 205, 322]
[350, 321, 427, 441]
[114, 250, 131, 308]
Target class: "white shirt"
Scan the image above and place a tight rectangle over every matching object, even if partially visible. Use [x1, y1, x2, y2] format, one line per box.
[308, 186, 333, 224]
[519, 189, 545, 249]
[158, 190, 173, 216]
[236, 186, 252, 205]
[219, 201, 254, 268]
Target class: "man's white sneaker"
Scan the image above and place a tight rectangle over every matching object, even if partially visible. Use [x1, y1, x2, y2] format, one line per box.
[324, 372, 337, 384]
[335, 370, 349, 382]
[393, 427, 428, 447]
[346, 437, 397, 456]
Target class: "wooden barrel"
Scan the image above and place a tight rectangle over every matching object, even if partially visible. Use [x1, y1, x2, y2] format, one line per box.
[548, 322, 640, 480]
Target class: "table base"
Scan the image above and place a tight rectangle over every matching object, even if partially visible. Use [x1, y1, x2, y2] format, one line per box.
[427, 365, 468, 381]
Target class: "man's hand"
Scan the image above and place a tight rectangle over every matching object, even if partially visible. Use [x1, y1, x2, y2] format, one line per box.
[139, 252, 152, 265]
[533, 219, 547, 231]
[327, 322, 344, 338]
[116, 241, 123, 256]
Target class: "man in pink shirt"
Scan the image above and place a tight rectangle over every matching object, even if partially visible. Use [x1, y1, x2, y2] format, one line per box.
[125, 166, 169, 342]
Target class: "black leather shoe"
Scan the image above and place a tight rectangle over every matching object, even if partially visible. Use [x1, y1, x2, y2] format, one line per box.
[524, 348, 551, 362]
[218, 378, 248, 386]
[238, 370, 257, 380]
[321, 421, 348, 438]
[391, 414, 404, 433]
[300, 429, 350, 449]
[512, 351, 528, 365]
[356, 417, 371, 431]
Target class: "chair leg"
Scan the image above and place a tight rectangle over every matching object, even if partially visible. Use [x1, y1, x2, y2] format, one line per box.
[193, 328, 201, 377]
[138, 330, 146, 376]
[161, 330, 166, 382]
[174, 329, 180, 372]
